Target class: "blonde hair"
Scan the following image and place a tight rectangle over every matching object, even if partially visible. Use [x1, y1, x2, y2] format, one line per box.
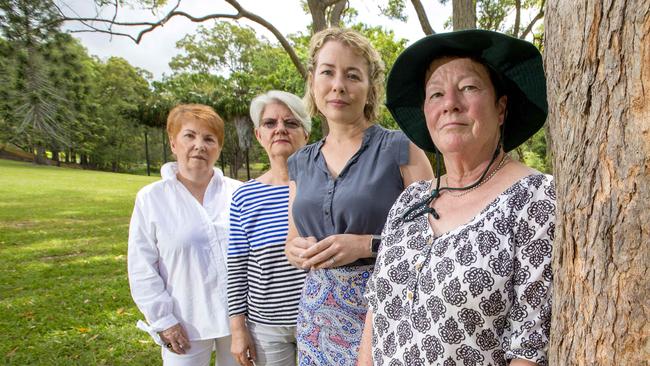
[303, 28, 385, 122]
[166, 104, 225, 146]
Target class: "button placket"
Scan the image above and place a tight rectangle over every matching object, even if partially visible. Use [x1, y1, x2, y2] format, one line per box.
[410, 234, 435, 309]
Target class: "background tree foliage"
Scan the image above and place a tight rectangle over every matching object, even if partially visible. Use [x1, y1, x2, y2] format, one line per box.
[0, 0, 552, 175]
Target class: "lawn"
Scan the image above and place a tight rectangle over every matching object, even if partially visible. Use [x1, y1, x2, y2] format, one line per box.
[0, 159, 168, 365]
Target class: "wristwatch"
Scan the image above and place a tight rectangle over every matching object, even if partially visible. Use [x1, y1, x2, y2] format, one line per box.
[370, 235, 382, 257]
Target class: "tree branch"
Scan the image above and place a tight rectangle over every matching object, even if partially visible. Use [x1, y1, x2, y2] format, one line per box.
[56, 0, 307, 79]
[520, 0, 545, 39]
[513, 0, 521, 38]
[224, 0, 306, 79]
[410, 0, 435, 35]
[329, 0, 347, 28]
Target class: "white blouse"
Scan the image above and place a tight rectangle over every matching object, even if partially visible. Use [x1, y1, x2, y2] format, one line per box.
[128, 162, 242, 342]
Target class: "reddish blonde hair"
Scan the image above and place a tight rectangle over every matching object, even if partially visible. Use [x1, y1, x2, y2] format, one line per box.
[166, 104, 225, 146]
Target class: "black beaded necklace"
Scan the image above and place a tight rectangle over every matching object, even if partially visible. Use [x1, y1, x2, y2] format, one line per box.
[401, 143, 503, 222]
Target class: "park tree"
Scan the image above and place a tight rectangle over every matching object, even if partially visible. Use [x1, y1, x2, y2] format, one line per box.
[0, 0, 70, 163]
[0, 36, 15, 143]
[545, 0, 650, 364]
[90, 56, 150, 172]
[39, 33, 97, 166]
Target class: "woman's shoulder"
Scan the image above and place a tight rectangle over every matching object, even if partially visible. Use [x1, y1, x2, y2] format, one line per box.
[134, 178, 173, 202]
[288, 140, 321, 171]
[395, 179, 432, 207]
[493, 172, 555, 219]
[514, 172, 555, 198]
[293, 140, 321, 157]
[232, 179, 286, 201]
[221, 175, 243, 192]
[370, 125, 407, 143]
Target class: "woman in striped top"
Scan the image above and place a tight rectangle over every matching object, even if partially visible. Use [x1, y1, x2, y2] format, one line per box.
[227, 91, 311, 366]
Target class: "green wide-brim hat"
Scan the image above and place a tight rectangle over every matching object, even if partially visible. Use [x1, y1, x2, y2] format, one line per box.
[386, 29, 548, 153]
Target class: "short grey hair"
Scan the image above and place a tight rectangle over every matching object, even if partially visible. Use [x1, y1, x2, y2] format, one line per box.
[249, 90, 312, 133]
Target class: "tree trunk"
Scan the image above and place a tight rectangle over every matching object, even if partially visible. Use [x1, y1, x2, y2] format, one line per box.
[246, 148, 250, 180]
[51, 149, 60, 166]
[162, 128, 167, 163]
[545, 1, 650, 365]
[452, 0, 476, 30]
[411, 0, 435, 35]
[307, 0, 347, 32]
[144, 130, 150, 176]
[33, 145, 48, 165]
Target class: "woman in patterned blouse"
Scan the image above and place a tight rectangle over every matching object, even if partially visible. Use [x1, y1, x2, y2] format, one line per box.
[358, 30, 555, 366]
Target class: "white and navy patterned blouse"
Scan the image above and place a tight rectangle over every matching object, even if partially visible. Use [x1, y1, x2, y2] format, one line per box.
[227, 180, 307, 326]
[365, 174, 555, 366]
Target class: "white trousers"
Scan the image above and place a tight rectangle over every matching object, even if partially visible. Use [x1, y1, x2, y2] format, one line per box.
[161, 335, 238, 366]
[248, 322, 297, 366]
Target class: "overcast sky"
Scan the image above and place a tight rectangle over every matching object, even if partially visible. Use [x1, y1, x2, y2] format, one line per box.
[60, 0, 451, 80]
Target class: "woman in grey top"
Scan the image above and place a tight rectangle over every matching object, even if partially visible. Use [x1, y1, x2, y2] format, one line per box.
[283, 28, 433, 365]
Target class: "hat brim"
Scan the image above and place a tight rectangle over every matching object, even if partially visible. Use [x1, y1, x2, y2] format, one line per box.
[386, 29, 548, 153]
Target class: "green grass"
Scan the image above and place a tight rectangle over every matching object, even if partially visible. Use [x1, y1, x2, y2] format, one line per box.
[0, 159, 163, 365]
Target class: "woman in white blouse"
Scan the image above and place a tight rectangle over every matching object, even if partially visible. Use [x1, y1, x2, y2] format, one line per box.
[128, 104, 241, 366]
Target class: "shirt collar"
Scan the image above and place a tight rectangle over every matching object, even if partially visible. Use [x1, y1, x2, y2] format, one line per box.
[313, 124, 379, 161]
[160, 162, 225, 187]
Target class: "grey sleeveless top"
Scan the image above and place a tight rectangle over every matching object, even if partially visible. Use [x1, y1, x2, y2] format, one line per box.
[288, 124, 410, 266]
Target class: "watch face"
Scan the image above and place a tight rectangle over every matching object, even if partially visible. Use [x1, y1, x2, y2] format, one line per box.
[371, 236, 381, 253]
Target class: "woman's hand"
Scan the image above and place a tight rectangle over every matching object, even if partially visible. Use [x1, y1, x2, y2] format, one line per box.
[302, 234, 372, 269]
[285, 236, 317, 269]
[159, 323, 190, 354]
[230, 316, 256, 366]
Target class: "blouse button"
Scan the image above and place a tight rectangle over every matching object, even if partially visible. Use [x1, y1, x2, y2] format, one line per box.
[427, 237, 433, 245]
[407, 292, 413, 300]
[416, 263, 422, 271]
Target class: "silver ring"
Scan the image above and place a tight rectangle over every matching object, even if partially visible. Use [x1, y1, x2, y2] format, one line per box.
[329, 257, 335, 266]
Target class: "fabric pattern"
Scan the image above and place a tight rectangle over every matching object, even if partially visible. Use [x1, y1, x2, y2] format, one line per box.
[296, 265, 373, 366]
[288, 125, 411, 364]
[365, 174, 555, 366]
[227, 180, 306, 326]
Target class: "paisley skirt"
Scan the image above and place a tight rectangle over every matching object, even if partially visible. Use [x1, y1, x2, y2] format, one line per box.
[296, 265, 373, 366]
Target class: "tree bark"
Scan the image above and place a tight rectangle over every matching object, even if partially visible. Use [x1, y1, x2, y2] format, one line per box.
[144, 130, 150, 176]
[452, 0, 476, 30]
[545, 0, 650, 365]
[307, 0, 347, 32]
[411, 0, 435, 35]
[33, 146, 48, 165]
[51, 148, 60, 166]
[162, 128, 167, 163]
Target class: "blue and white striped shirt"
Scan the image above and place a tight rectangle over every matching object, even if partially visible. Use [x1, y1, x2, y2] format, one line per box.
[227, 180, 306, 326]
